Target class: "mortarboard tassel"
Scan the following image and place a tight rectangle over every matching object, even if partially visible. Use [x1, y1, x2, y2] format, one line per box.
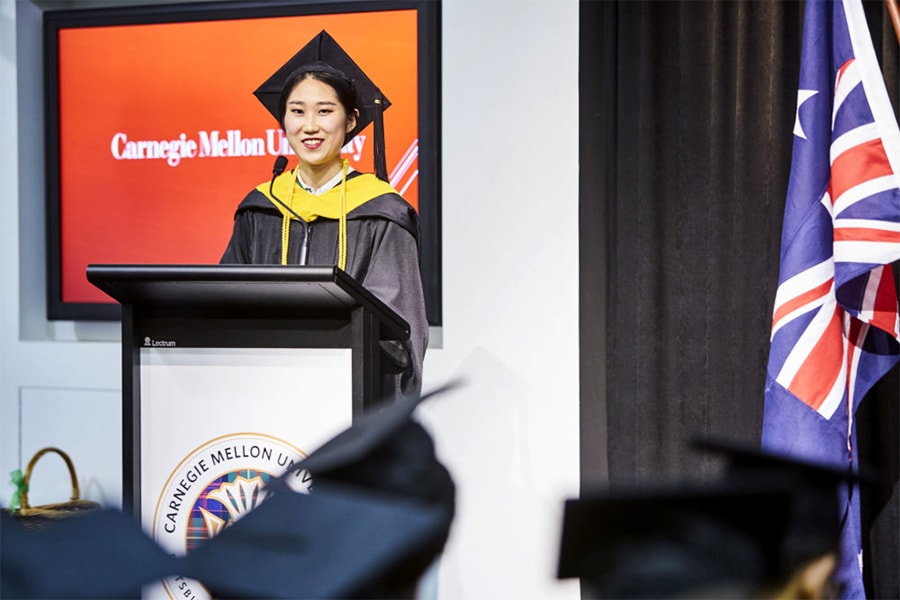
[373, 95, 388, 182]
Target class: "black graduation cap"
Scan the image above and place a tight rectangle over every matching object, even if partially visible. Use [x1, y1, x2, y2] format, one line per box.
[284, 383, 458, 581]
[182, 382, 460, 599]
[180, 482, 447, 599]
[557, 439, 878, 599]
[557, 483, 797, 599]
[0, 508, 180, 599]
[289, 384, 455, 498]
[253, 30, 391, 181]
[692, 436, 885, 573]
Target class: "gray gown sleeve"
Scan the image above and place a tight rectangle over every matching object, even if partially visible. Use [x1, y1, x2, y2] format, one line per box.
[357, 220, 429, 399]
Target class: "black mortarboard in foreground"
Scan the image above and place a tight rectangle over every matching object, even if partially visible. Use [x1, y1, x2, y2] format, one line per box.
[180, 481, 446, 599]
[184, 383, 459, 599]
[1, 508, 180, 599]
[288, 382, 458, 508]
[557, 483, 796, 599]
[254, 30, 391, 180]
[557, 439, 877, 599]
[285, 383, 458, 591]
[1, 385, 460, 600]
[693, 437, 884, 573]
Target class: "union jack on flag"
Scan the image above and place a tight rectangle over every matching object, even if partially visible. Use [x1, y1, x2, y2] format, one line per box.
[763, 0, 900, 596]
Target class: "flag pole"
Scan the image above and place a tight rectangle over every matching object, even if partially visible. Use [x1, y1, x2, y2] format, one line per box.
[886, 0, 900, 46]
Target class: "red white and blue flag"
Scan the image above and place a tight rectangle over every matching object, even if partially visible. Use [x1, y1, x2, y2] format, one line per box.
[763, 0, 900, 596]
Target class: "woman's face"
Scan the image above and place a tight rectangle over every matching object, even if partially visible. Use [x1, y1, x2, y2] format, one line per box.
[282, 76, 357, 170]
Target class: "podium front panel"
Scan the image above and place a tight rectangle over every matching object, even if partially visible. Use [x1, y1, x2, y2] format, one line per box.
[139, 346, 352, 600]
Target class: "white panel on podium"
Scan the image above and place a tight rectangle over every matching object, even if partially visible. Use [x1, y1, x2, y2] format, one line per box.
[140, 347, 351, 600]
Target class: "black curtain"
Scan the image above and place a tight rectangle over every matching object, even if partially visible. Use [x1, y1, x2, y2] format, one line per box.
[579, 1, 900, 597]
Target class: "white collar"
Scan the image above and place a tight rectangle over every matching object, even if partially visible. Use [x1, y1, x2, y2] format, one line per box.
[297, 165, 355, 195]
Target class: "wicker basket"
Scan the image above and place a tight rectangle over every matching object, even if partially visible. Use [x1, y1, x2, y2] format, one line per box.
[7, 447, 101, 529]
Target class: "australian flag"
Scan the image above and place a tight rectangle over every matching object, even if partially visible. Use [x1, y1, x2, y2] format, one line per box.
[763, 0, 900, 597]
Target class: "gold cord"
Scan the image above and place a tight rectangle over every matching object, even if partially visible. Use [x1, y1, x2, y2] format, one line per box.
[280, 213, 290, 265]
[282, 167, 296, 265]
[338, 159, 348, 271]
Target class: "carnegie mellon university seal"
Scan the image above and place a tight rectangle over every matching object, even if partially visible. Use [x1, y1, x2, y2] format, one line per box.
[151, 432, 309, 599]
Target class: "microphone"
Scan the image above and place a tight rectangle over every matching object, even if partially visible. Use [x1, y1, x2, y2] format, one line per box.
[268, 156, 301, 219]
[267, 156, 310, 266]
[273, 155, 288, 177]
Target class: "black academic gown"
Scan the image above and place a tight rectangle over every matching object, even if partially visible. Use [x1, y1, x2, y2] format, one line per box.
[220, 169, 428, 400]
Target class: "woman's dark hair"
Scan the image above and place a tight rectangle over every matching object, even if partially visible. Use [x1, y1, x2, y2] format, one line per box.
[278, 63, 359, 141]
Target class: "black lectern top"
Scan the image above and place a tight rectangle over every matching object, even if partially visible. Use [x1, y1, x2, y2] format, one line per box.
[86, 264, 409, 341]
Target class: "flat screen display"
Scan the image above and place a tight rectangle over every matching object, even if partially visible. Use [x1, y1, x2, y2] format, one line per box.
[44, 0, 441, 323]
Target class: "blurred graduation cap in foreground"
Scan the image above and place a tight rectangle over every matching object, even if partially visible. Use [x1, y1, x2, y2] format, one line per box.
[695, 436, 885, 580]
[183, 382, 459, 599]
[1, 508, 179, 599]
[287, 380, 457, 512]
[180, 482, 447, 599]
[557, 439, 882, 599]
[1, 383, 459, 600]
[254, 29, 392, 180]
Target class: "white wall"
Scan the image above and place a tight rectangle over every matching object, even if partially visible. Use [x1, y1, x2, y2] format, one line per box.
[0, 1, 581, 598]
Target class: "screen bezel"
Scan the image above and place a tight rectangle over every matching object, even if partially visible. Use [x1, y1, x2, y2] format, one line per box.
[43, 0, 442, 326]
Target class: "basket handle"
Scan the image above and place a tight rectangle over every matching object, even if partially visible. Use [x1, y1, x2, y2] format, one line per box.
[19, 447, 81, 510]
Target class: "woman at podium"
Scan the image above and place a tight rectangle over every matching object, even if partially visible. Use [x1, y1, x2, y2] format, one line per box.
[220, 31, 428, 400]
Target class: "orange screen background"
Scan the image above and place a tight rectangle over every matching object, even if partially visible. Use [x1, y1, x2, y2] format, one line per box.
[57, 9, 419, 303]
